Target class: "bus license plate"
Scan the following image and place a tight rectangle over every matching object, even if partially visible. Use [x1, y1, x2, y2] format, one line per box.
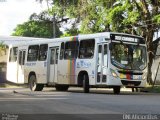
[133, 75, 142, 80]
[128, 84, 134, 86]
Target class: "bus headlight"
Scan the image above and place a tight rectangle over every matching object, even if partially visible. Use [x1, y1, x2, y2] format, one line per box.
[110, 69, 118, 78]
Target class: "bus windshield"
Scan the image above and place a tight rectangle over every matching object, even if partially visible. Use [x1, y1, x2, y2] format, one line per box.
[111, 42, 147, 70]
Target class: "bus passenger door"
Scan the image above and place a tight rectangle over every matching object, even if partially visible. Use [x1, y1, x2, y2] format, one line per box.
[49, 47, 59, 83]
[97, 43, 108, 84]
[18, 50, 26, 83]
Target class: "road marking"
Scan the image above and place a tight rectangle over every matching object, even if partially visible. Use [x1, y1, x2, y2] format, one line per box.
[12, 94, 69, 97]
[28, 94, 68, 97]
[0, 97, 69, 101]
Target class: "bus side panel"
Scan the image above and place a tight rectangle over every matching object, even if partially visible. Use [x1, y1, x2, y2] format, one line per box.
[58, 60, 71, 84]
[24, 61, 47, 84]
[58, 59, 96, 86]
[6, 62, 18, 83]
[76, 59, 96, 85]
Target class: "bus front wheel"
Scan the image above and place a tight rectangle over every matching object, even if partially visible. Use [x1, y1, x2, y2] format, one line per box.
[29, 75, 44, 91]
[113, 86, 120, 94]
[83, 74, 90, 93]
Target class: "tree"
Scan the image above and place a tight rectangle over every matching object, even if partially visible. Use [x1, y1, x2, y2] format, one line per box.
[0, 42, 6, 57]
[36, 0, 114, 34]
[106, 0, 160, 84]
[12, 11, 62, 38]
[38, 0, 160, 84]
[61, 27, 80, 37]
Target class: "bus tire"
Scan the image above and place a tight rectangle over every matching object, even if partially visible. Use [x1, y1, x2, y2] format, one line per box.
[83, 74, 90, 93]
[55, 85, 69, 91]
[113, 86, 120, 94]
[29, 75, 44, 91]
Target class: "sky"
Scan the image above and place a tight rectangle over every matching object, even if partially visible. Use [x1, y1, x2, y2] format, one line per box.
[0, 0, 47, 36]
[0, 0, 159, 39]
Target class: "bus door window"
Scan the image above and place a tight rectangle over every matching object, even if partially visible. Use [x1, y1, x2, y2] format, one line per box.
[49, 47, 59, 83]
[22, 51, 26, 65]
[97, 45, 102, 83]
[18, 50, 26, 65]
[104, 44, 108, 67]
[18, 51, 22, 65]
[97, 44, 108, 83]
[60, 42, 64, 60]
[50, 48, 59, 64]
[50, 49, 55, 64]
[39, 44, 48, 61]
[102, 44, 107, 82]
[9, 47, 18, 62]
[17, 49, 26, 83]
[55, 48, 59, 64]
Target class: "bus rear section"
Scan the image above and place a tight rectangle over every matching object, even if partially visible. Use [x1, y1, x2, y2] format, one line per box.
[6, 46, 19, 83]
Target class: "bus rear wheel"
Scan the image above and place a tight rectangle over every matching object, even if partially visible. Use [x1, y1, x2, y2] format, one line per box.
[83, 74, 90, 93]
[29, 75, 44, 91]
[55, 85, 69, 91]
[113, 86, 120, 94]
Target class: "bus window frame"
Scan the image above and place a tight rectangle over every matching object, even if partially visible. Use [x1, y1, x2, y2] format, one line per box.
[78, 39, 95, 59]
[27, 45, 39, 62]
[60, 42, 64, 60]
[38, 44, 48, 61]
[64, 41, 79, 59]
[9, 47, 18, 62]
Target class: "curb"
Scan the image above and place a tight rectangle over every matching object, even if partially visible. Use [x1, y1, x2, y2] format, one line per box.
[0, 83, 25, 88]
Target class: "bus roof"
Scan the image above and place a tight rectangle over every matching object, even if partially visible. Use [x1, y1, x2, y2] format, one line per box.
[0, 36, 46, 46]
[0, 32, 144, 47]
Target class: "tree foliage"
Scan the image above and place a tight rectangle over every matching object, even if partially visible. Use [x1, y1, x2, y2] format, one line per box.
[12, 11, 62, 38]
[38, 0, 160, 84]
[0, 42, 6, 57]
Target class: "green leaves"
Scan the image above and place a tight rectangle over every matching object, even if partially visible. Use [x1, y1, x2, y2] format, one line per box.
[0, 42, 6, 56]
[37, 0, 159, 37]
[153, 14, 160, 24]
[12, 12, 62, 38]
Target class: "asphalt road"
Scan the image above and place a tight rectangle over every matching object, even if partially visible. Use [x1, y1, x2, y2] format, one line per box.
[0, 87, 160, 120]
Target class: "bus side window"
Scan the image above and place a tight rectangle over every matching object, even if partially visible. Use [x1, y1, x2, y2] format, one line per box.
[9, 47, 18, 62]
[27, 45, 39, 61]
[64, 41, 79, 59]
[39, 44, 48, 61]
[60, 42, 64, 60]
[79, 39, 95, 59]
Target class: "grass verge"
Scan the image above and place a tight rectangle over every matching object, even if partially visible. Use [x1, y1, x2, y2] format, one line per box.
[141, 86, 160, 93]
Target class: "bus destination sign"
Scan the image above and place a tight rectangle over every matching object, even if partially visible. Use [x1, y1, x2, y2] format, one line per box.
[115, 36, 138, 42]
[110, 34, 144, 43]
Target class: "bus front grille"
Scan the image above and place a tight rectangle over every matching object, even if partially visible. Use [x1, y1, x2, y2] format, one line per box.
[121, 80, 141, 86]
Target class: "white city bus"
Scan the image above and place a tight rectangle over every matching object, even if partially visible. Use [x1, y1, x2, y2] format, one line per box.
[6, 32, 148, 94]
